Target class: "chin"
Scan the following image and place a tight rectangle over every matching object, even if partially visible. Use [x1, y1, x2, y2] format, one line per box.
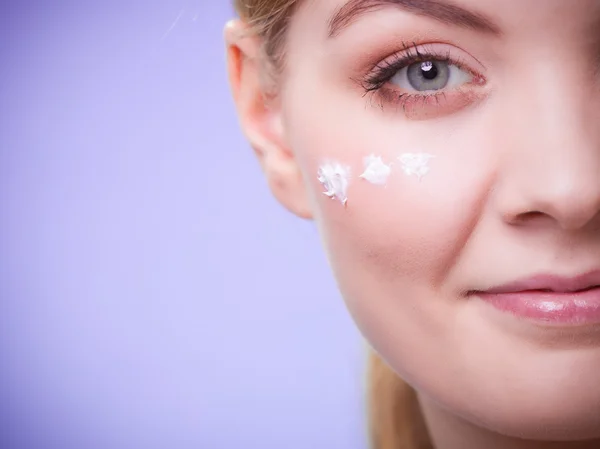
[437, 368, 600, 441]
[468, 399, 600, 441]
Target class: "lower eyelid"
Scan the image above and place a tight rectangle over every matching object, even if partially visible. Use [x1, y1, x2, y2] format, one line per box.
[377, 87, 486, 120]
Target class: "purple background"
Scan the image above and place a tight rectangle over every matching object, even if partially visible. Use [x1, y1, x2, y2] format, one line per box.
[0, 2, 366, 448]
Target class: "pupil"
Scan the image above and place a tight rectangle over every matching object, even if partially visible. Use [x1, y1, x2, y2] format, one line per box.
[420, 61, 438, 80]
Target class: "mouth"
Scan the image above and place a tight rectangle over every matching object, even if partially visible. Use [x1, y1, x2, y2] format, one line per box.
[471, 271, 600, 326]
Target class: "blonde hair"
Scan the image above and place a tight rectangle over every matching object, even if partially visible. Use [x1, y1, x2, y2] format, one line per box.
[232, 1, 433, 447]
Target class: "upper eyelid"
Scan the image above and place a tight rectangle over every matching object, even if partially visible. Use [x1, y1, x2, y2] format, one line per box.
[377, 50, 462, 73]
[367, 43, 485, 83]
[386, 42, 485, 70]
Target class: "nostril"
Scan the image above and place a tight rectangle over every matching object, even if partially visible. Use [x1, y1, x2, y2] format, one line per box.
[512, 211, 547, 225]
[520, 211, 545, 219]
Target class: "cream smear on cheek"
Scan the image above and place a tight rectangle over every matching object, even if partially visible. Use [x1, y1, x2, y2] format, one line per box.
[317, 162, 351, 205]
[398, 153, 435, 181]
[317, 153, 435, 205]
[359, 154, 392, 185]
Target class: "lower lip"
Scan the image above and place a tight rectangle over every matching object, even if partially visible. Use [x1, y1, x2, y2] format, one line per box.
[476, 288, 600, 325]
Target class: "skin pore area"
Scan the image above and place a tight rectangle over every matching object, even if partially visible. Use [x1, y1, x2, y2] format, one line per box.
[227, 0, 600, 448]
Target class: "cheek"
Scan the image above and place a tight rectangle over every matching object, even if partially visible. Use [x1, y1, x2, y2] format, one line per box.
[283, 78, 496, 289]
[318, 154, 491, 312]
[306, 141, 496, 387]
[284, 95, 496, 374]
[291, 121, 495, 292]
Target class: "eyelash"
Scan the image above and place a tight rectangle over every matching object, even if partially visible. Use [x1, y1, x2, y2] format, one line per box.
[360, 42, 482, 112]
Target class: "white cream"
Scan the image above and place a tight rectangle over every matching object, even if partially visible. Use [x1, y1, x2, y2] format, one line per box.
[317, 162, 351, 206]
[398, 153, 435, 180]
[360, 154, 392, 185]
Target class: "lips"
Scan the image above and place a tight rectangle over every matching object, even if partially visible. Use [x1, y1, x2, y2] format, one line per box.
[474, 271, 600, 325]
[482, 271, 600, 295]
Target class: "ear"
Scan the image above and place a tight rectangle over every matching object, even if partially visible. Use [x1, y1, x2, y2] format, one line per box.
[224, 19, 313, 220]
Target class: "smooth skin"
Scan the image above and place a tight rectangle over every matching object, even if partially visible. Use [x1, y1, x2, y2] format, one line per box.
[225, 1, 600, 448]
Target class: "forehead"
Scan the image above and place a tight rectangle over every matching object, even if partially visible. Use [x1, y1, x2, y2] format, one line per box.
[288, 0, 600, 40]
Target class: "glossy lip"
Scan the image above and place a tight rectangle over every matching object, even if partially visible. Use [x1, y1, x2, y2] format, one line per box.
[473, 270, 600, 325]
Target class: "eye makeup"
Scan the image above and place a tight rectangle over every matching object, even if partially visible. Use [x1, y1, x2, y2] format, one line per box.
[358, 42, 487, 118]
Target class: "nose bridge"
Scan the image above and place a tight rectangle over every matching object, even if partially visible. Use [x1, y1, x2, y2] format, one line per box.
[519, 48, 597, 155]
[499, 54, 600, 230]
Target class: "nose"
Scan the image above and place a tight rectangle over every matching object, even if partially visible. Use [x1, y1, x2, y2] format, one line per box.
[495, 62, 600, 232]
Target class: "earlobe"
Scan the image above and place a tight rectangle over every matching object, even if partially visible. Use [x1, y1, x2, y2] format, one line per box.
[224, 19, 313, 220]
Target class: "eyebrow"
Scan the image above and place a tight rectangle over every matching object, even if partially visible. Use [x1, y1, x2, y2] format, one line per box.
[327, 0, 502, 38]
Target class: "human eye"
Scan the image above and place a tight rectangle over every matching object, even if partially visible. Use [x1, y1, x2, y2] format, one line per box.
[360, 42, 487, 119]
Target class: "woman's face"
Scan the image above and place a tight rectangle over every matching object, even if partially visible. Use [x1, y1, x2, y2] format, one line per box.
[231, 0, 600, 440]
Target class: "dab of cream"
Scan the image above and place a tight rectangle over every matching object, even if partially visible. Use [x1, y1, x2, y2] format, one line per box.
[317, 162, 351, 206]
[398, 153, 435, 180]
[359, 154, 392, 185]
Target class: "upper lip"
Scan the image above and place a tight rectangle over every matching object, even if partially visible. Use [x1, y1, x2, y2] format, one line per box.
[482, 270, 600, 294]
